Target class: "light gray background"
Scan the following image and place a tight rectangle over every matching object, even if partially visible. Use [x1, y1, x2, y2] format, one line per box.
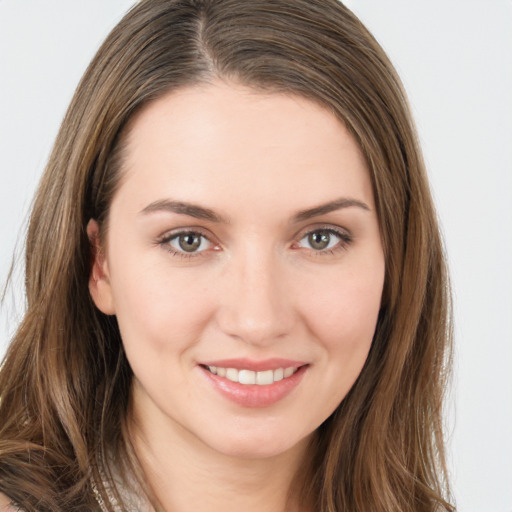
[1, 1, 511, 510]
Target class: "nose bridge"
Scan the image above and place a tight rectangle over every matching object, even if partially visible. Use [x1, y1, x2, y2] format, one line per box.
[217, 241, 293, 345]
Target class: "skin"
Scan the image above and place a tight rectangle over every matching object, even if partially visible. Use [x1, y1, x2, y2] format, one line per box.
[0, 496, 12, 511]
[88, 81, 385, 512]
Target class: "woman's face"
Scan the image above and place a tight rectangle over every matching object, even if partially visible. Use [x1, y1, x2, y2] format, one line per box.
[89, 82, 385, 459]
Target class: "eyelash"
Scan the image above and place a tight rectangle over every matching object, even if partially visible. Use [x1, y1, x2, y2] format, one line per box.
[157, 226, 353, 259]
[294, 227, 353, 256]
[157, 229, 217, 260]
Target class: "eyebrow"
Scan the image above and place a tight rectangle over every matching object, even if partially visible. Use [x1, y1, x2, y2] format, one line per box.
[140, 200, 228, 223]
[140, 196, 370, 224]
[292, 197, 370, 222]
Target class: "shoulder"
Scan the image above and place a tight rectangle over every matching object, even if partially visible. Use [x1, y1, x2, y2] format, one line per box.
[0, 493, 19, 512]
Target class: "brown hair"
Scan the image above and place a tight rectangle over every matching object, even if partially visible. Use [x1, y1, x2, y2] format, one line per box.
[0, 0, 454, 510]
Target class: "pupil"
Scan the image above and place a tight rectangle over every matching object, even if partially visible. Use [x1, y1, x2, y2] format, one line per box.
[309, 231, 330, 250]
[179, 234, 201, 252]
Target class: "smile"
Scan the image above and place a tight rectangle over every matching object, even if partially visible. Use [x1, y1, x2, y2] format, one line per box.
[206, 365, 298, 385]
[199, 360, 308, 408]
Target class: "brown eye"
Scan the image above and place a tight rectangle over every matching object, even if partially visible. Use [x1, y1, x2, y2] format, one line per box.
[296, 228, 351, 254]
[178, 233, 202, 252]
[307, 230, 331, 250]
[166, 231, 212, 254]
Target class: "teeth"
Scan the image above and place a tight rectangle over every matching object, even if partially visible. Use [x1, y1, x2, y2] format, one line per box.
[256, 369, 273, 385]
[273, 368, 284, 382]
[239, 370, 256, 385]
[284, 367, 295, 378]
[207, 365, 299, 385]
[226, 368, 238, 381]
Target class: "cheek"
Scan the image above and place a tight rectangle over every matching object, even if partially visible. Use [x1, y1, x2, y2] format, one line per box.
[300, 262, 384, 355]
[284, 259, 384, 428]
[109, 255, 217, 355]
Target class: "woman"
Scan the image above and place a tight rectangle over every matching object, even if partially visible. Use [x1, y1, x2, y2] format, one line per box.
[0, 0, 454, 510]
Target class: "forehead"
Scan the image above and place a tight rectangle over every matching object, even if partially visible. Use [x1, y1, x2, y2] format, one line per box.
[114, 81, 374, 217]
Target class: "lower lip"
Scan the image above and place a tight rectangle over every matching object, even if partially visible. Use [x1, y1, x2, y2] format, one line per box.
[200, 365, 308, 408]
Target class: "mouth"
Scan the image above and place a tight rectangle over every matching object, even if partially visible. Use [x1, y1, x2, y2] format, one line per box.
[198, 360, 309, 408]
[202, 365, 299, 385]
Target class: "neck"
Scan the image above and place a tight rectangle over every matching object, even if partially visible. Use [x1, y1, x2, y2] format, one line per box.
[128, 388, 313, 512]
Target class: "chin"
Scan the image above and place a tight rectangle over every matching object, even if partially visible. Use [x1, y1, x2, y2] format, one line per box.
[196, 422, 314, 461]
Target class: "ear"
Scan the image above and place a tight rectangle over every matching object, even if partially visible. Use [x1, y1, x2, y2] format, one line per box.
[87, 219, 116, 315]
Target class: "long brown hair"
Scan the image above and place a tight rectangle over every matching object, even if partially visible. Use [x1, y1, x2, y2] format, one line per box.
[0, 1, 454, 510]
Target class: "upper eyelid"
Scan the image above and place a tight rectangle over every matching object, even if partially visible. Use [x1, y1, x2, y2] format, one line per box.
[158, 224, 350, 238]
[293, 223, 352, 241]
[158, 226, 216, 243]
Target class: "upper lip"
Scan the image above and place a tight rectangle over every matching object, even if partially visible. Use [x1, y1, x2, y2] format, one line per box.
[199, 358, 308, 371]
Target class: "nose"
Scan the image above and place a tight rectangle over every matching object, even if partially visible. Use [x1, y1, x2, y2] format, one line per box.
[216, 246, 295, 346]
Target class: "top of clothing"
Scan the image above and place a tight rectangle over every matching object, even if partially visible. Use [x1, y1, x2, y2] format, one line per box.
[1, 472, 155, 512]
[93, 465, 155, 512]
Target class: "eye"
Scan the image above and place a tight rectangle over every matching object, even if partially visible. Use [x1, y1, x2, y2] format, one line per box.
[296, 228, 351, 253]
[164, 231, 214, 255]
